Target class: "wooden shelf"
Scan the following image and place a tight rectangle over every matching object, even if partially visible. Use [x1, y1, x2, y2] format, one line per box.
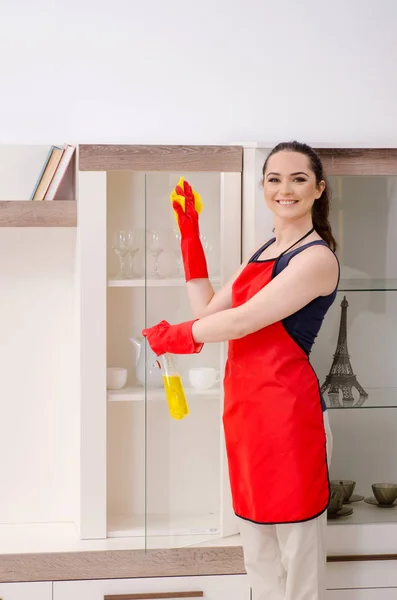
[0, 201, 77, 227]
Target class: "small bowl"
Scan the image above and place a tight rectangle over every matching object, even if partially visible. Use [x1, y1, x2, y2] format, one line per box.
[330, 480, 356, 502]
[107, 367, 128, 390]
[372, 483, 397, 506]
[327, 490, 344, 514]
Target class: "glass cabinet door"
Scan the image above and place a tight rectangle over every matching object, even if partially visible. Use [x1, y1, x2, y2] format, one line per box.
[242, 146, 397, 555]
[105, 168, 241, 549]
[144, 171, 237, 549]
[311, 173, 397, 536]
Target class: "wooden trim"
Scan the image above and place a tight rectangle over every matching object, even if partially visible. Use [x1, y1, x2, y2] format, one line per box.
[0, 546, 396, 583]
[79, 145, 243, 172]
[0, 201, 77, 227]
[104, 593, 203, 599]
[315, 148, 397, 175]
[0, 547, 245, 583]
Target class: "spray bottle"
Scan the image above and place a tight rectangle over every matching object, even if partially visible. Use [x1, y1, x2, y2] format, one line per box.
[159, 353, 189, 420]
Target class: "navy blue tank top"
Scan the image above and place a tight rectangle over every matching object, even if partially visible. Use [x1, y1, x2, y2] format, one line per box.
[249, 236, 339, 411]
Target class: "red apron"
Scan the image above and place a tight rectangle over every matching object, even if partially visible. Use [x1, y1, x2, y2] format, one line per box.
[223, 256, 330, 524]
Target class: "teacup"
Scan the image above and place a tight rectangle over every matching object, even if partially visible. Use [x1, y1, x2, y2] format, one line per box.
[189, 367, 221, 390]
[107, 367, 128, 390]
[330, 480, 356, 502]
[372, 483, 397, 506]
[327, 490, 344, 514]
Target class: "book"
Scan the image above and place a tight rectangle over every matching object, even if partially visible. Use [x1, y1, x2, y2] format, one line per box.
[43, 145, 76, 201]
[30, 146, 64, 201]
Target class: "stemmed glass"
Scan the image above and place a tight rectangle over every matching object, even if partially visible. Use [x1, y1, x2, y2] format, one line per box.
[111, 229, 140, 279]
[146, 229, 163, 278]
[111, 230, 131, 279]
[125, 229, 140, 278]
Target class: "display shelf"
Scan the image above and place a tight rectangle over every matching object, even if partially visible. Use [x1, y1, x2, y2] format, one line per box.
[107, 385, 221, 402]
[108, 512, 220, 538]
[108, 277, 221, 287]
[0, 200, 77, 227]
[338, 279, 397, 292]
[326, 387, 397, 409]
[328, 497, 397, 526]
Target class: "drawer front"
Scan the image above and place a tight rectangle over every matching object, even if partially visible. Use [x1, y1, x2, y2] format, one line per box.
[53, 575, 250, 600]
[0, 582, 52, 600]
[327, 561, 397, 590]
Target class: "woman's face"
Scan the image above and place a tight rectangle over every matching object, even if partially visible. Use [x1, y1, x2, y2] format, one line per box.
[263, 151, 325, 221]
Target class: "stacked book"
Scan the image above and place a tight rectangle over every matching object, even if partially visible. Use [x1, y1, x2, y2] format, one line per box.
[30, 144, 75, 201]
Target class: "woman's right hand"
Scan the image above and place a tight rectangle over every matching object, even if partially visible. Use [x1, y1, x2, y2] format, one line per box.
[171, 179, 208, 281]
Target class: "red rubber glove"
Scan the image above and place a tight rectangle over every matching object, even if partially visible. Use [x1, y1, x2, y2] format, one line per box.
[142, 320, 203, 356]
[173, 180, 209, 281]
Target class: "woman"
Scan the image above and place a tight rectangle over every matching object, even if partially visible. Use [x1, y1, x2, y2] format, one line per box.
[143, 141, 339, 600]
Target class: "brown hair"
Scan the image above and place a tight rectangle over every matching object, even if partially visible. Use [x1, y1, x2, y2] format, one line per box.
[262, 141, 337, 251]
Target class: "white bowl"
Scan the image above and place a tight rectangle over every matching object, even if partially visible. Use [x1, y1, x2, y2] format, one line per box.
[107, 367, 128, 390]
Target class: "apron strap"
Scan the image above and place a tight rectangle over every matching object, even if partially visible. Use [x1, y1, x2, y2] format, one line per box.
[279, 227, 315, 258]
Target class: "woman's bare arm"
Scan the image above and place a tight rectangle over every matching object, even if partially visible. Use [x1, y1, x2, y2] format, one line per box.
[191, 246, 339, 342]
[186, 261, 248, 319]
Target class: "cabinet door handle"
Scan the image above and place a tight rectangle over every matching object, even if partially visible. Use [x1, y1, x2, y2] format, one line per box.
[104, 593, 204, 599]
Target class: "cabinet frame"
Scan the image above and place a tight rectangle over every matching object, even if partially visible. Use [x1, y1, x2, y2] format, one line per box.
[78, 145, 243, 540]
[242, 144, 397, 561]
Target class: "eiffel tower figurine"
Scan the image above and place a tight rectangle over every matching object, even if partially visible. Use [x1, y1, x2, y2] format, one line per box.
[321, 295, 368, 408]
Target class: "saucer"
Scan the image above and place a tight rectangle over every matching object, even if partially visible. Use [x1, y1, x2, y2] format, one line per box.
[364, 496, 397, 508]
[344, 494, 364, 504]
[327, 506, 354, 520]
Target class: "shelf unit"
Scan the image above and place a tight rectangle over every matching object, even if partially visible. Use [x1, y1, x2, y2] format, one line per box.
[0, 144, 77, 227]
[78, 145, 243, 546]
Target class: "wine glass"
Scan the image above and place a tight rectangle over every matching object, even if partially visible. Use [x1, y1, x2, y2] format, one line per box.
[146, 229, 163, 278]
[125, 229, 140, 278]
[111, 230, 131, 279]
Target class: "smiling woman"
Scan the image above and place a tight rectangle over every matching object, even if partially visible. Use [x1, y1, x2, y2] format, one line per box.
[143, 141, 340, 600]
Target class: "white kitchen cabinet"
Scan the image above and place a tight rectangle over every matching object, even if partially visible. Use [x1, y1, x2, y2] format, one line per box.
[78, 145, 243, 547]
[0, 582, 52, 600]
[53, 574, 250, 600]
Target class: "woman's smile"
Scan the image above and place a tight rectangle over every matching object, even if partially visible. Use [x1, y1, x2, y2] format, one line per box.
[276, 199, 299, 206]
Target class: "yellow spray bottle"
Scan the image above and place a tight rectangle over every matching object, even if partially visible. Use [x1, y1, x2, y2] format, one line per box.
[159, 353, 189, 420]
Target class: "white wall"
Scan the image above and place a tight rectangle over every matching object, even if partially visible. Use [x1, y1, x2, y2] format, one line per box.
[0, 0, 396, 146]
[0, 229, 79, 524]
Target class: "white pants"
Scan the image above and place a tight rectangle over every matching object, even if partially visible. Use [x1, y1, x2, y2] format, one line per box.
[238, 411, 333, 600]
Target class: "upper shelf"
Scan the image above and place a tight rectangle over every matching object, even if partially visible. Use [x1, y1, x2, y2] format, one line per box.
[108, 277, 221, 287]
[338, 279, 397, 292]
[107, 278, 397, 291]
[0, 201, 77, 227]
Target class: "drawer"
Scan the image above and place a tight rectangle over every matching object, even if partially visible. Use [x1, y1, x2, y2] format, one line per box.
[53, 575, 250, 600]
[0, 582, 52, 600]
[327, 561, 397, 589]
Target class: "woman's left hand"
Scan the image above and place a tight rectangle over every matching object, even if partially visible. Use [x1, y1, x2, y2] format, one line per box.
[142, 319, 203, 356]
